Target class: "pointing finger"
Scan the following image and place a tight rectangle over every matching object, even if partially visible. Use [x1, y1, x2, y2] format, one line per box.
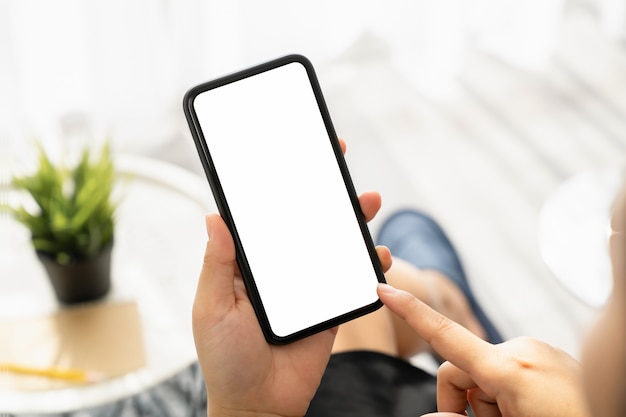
[377, 283, 494, 374]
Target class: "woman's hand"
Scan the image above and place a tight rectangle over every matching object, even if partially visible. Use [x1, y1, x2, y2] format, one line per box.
[378, 284, 591, 417]
[192, 139, 392, 417]
[193, 213, 333, 417]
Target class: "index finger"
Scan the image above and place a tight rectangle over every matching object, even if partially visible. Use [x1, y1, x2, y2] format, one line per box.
[377, 283, 494, 374]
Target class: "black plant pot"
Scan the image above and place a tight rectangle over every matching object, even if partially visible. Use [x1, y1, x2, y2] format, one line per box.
[37, 244, 113, 304]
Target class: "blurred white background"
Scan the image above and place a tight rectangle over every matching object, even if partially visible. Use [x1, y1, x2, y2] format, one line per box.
[2, 0, 626, 359]
[2, 0, 624, 157]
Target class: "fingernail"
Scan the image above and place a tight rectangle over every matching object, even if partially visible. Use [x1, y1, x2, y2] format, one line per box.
[377, 283, 397, 295]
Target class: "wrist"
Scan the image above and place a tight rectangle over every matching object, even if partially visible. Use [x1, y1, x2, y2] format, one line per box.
[209, 412, 287, 417]
[208, 405, 294, 417]
[207, 411, 287, 417]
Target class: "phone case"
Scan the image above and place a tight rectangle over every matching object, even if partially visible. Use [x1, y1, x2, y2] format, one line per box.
[183, 54, 385, 344]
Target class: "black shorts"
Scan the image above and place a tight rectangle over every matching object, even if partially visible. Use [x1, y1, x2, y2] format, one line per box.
[305, 351, 438, 417]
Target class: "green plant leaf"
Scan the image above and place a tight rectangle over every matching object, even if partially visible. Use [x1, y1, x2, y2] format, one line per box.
[10, 141, 117, 264]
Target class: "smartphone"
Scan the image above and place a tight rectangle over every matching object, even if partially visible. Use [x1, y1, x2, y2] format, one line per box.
[183, 54, 385, 344]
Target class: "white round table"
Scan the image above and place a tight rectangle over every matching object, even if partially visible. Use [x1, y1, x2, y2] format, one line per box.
[0, 155, 215, 413]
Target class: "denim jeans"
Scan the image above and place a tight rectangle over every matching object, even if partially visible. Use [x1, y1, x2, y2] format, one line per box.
[376, 209, 503, 344]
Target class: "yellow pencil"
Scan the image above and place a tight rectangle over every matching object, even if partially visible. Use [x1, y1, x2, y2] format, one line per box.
[0, 363, 105, 383]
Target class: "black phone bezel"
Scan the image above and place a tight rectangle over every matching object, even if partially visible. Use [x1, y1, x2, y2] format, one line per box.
[183, 54, 385, 344]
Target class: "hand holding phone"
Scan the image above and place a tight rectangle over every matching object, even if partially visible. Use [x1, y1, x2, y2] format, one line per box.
[193, 195, 389, 417]
[184, 54, 386, 344]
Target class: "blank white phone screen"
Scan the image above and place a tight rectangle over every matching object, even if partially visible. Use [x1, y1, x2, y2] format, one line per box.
[193, 61, 380, 338]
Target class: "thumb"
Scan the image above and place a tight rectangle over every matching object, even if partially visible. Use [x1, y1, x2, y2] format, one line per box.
[193, 214, 237, 324]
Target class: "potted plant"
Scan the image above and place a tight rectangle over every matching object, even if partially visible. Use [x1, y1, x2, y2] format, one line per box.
[9, 142, 117, 304]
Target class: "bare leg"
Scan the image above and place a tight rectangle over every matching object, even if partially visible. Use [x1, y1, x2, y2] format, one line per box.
[332, 257, 487, 360]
